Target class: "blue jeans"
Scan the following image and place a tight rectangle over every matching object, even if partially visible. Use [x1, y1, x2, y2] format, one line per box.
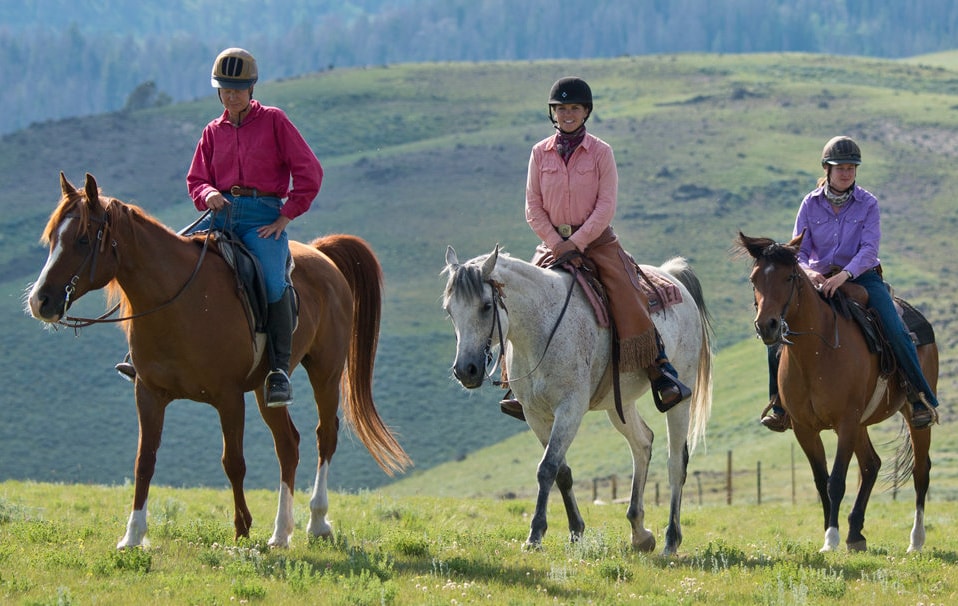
[855, 269, 938, 408]
[190, 195, 290, 303]
[768, 269, 938, 409]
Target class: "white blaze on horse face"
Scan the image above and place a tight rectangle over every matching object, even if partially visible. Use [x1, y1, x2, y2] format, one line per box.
[28, 216, 77, 320]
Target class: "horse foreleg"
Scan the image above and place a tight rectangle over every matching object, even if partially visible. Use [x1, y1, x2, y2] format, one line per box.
[846, 428, 880, 552]
[608, 407, 656, 553]
[257, 400, 302, 548]
[216, 398, 252, 541]
[819, 429, 856, 552]
[555, 463, 584, 542]
[524, 408, 583, 549]
[793, 426, 832, 549]
[117, 385, 168, 549]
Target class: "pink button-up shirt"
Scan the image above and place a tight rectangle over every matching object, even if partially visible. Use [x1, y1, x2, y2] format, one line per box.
[525, 131, 617, 251]
[187, 99, 323, 220]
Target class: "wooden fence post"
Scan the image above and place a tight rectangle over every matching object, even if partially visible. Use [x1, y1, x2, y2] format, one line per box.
[727, 450, 733, 505]
[757, 460, 762, 505]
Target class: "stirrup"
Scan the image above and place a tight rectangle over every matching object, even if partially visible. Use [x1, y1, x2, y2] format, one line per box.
[759, 395, 791, 432]
[115, 361, 136, 382]
[499, 390, 525, 421]
[911, 392, 938, 429]
[651, 369, 691, 413]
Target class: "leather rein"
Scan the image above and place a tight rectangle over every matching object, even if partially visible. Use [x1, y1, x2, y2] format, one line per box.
[482, 253, 628, 424]
[57, 209, 214, 329]
[760, 267, 840, 349]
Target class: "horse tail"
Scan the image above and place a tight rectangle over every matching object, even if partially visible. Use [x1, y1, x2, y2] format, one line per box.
[884, 419, 916, 488]
[312, 234, 412, 475]
[661, 256, 714, 453]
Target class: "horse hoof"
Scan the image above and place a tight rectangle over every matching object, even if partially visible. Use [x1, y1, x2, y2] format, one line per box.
[632, 532, 656, 553]
[847, 539, 867, 552]
[522, 541, 544, 552]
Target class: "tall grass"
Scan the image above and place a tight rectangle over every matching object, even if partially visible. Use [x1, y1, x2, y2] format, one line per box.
[0, 480, 954, 604]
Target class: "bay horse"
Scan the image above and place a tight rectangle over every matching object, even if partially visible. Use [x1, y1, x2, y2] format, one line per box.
[27, 173, 411, 549]
[737, 232, 935, 552]
[442, 245, 712, 555]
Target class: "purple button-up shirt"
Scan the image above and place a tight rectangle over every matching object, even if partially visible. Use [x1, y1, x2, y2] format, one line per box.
[793, 184, 880, 279]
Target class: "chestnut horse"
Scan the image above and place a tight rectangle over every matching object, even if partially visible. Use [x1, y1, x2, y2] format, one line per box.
[737, 232, 935, 552]
[27, 173, 410, 548]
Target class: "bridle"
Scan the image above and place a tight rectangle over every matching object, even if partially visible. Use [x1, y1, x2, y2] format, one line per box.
[57, 209, 215, 329]
[755, 264, 839, 348]
[483, 264, 578, 387]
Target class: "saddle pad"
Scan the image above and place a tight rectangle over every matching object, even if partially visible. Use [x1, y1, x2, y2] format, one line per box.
[570, 263, 684, 329]
[898, 297, 935, 346]
[637, 265, 684, 314]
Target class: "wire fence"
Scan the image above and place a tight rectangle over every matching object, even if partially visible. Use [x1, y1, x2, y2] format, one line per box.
[590, 444, 938, 507]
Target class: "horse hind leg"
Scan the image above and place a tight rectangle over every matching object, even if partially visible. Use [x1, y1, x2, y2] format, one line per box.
[305, 366, 341, 540]
[607, 406, 656, 553]
[907, 422, 932, 552]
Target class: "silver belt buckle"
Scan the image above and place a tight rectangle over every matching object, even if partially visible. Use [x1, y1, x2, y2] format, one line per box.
[557, 224, 572, 238]
[230, 185, 243, 196]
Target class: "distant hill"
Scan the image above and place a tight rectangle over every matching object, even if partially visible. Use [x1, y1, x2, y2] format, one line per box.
[5, 53, 958, 494]
[5, 0, 958, 133]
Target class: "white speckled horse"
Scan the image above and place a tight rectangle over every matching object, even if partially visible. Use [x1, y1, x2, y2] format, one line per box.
[442, 245, 712, 555]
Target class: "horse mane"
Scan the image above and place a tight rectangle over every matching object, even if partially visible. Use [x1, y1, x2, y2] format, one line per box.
[442, 249, 514, 306]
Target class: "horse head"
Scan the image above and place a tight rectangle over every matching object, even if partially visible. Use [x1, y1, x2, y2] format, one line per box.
[737, 231, 807, 345]
[442, 245, 507, 389]
[27, 172, 119, 322]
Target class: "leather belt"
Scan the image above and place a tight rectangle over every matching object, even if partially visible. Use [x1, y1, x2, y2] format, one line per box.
[555, 224, 581, 238]
[227, 186, 281, 198]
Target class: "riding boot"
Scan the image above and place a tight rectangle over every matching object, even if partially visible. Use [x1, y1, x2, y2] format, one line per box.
[265, 288, 295, 408]
[115, 353, 136, 382]
[646, 335, 691, 412]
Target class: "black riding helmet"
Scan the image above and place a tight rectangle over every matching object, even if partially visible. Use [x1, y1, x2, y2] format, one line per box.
[821, 136, 862, 167]
[548, 77, 593, 127]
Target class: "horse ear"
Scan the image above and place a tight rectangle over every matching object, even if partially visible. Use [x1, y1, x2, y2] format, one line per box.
[59, 171, 76, 197]
[445, 245, 459, 267]
[788, 229, 806, 249]
[737, 232, 763, 259]
[83, 173, 99, 203]
[480, 244, 499, 279]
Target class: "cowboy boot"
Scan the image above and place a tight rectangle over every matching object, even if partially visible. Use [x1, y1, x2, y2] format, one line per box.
[265, 288, 295, 407]
[647, 361, 691, 413]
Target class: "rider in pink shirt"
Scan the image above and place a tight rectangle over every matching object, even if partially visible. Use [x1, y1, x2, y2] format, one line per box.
[500, 77, 691, 421]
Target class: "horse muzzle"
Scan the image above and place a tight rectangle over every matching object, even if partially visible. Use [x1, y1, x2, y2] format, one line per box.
[754, 317, 787, 346]
[27, 284, 67, 323]
[452, 351, 487, 389]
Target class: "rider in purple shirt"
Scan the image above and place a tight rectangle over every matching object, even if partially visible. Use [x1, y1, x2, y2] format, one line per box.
[761, 136, 939, 431]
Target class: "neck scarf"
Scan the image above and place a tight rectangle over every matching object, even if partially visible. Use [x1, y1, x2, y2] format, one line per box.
[825, 181, 854, 207]
[555, 126, 586, 164]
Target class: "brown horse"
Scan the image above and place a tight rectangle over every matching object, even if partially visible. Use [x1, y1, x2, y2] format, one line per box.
[27, 173, 411, 548]
[737, 232, 935, 552]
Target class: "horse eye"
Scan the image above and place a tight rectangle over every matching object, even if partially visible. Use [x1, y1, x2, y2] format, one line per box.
[482, 301, 493, 313]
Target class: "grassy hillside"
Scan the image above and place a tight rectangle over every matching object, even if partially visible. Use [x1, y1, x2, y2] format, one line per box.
[1, 480, 956, 604]
[4, 52, 958, 494]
